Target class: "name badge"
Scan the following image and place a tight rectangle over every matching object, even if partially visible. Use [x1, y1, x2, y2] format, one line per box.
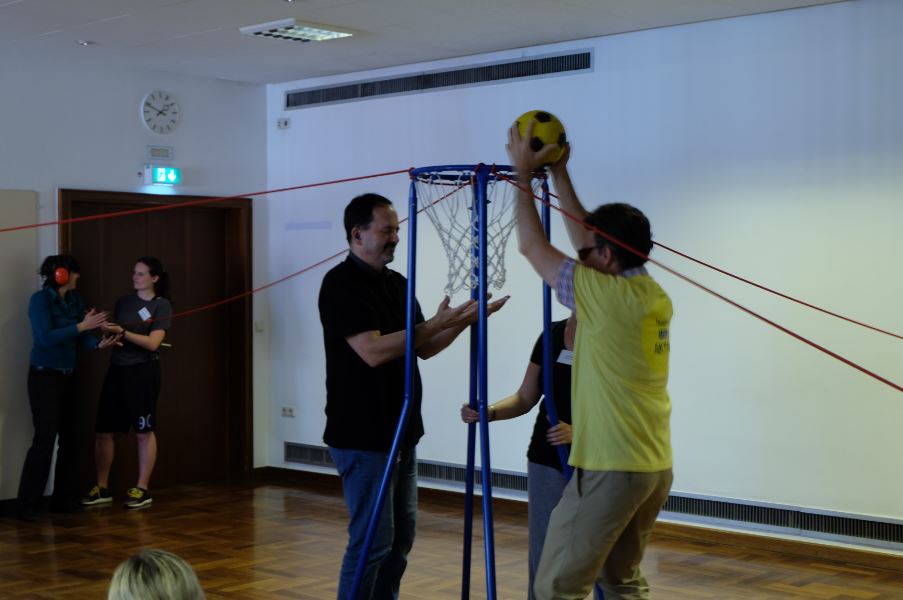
[138, 307, 152, 322]
[557, 349, 573, 365]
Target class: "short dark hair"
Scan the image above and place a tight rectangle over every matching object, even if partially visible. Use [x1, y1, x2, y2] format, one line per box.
[583, 203, 652, 270]
[38, 254, 80, 288]
[344, 193, 393, 243]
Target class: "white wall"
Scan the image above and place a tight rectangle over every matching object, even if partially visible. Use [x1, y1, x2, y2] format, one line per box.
[0, 191, 38, 500]
[262, 0, 903, 521]
[0, 55, 266, 500]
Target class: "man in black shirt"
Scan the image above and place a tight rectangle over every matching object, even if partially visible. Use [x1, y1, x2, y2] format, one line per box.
[319, 193, 507, 600]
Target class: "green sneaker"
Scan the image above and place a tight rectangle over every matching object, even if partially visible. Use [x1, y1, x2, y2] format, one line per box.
[124, 487, 152, 509]
[81, 485, 113, 506]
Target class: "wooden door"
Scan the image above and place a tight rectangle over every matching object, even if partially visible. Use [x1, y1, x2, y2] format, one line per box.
[59, 189, 251, 494]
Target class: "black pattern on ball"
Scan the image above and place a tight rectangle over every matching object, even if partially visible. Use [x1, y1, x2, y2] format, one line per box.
[514, 109, 567, 165]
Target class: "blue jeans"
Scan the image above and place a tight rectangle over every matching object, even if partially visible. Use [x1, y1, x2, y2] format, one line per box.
[330, 447, 418, 600]
[528, 462, 568, 600]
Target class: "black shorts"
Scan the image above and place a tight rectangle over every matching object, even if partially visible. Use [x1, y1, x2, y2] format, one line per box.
[96, 361, 161, 434]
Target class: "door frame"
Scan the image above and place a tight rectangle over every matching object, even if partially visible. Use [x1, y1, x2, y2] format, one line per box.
[58, 188, 253, 479]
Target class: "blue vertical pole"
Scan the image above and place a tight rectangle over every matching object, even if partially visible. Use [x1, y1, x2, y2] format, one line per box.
[461, 173, 479, 600]
[540, 177, 571, 479]
[475, 166, 497, 600]
[539, 176, 604, 600]
[347, 178, 421, 600]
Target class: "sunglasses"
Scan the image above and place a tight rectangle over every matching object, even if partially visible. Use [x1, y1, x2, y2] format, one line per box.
[577, 246, 596, 261]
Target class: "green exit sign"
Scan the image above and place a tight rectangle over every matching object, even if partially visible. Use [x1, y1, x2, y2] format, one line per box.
[144, 165, 181, 185]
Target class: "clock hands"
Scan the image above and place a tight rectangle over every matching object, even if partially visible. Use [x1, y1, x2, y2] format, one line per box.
[145, 101, 165, 116]
[144, 101, 176, 117]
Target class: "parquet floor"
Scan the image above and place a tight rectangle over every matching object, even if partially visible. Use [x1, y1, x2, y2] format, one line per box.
[1, 472, 902, 599]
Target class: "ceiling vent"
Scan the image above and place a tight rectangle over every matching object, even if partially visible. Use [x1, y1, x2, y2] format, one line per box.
[285, 50, 592, 109]
[239, 18, 351, 43]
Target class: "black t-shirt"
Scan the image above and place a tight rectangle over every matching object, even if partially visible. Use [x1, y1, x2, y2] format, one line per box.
[319, 255, 425, 452]
[526, 319, 573, 471]
[110, 293, 172, 367]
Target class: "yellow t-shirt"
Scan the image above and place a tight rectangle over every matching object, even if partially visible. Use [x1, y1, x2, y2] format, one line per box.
[570, 264, 672, 472]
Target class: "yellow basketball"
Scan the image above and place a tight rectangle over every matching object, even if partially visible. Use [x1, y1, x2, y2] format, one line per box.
[515, 110, 567, 164]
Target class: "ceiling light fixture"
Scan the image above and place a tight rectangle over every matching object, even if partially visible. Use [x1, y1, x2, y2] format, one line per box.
[76, 40, 96, 46]
[239, 18, 351, 43]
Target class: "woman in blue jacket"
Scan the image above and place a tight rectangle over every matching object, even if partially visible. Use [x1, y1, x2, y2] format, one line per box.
[16, 255, 119, 520]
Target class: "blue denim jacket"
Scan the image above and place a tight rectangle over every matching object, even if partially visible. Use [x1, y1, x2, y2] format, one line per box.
[29, 286, 97, 370]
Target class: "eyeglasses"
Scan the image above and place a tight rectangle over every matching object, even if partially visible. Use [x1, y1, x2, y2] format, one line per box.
[577, 246, 596, 261]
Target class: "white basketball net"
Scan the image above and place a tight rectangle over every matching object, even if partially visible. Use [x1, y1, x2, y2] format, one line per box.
[413, 167, 544, 296]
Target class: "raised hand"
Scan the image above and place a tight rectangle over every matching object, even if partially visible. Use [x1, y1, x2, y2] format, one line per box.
[486, 294, 510, 317]
[507, 121, 560, 176]
[97, 332, 124, 349]
[432, 295, 478, 330]
[459, 293, 510, 326]
[79, 308, 109, 332]
[548, 142, 571, 177]
[102, 322, 125, 335]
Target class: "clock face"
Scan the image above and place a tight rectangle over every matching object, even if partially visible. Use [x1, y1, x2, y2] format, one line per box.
[141, 90, 180, 134]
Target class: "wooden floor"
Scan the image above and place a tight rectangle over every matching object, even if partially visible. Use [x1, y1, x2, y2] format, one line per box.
[2, 472, 902, 599]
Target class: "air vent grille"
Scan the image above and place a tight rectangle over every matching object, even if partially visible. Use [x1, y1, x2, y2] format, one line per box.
[146, 145, 174, 161]
[284, 442, 903, 547]
[663, 495, 903, 544]
[285, 51, 592, 109]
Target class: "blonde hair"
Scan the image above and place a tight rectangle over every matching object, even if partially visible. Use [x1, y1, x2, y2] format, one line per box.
[108, 549, 205, 600]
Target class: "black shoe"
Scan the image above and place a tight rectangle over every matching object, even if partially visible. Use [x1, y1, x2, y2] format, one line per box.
[50, 501, 85, 514]
[15, 506, 39, 522]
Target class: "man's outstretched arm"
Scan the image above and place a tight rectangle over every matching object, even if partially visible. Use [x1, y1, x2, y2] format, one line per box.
[507, 122, 567, 287]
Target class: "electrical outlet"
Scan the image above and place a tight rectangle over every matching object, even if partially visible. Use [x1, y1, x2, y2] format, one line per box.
[276, 117, 290, 129]
[281, 406, 295, 418]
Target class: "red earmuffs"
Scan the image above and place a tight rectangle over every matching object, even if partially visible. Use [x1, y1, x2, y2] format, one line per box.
[54, 267, 70, 286]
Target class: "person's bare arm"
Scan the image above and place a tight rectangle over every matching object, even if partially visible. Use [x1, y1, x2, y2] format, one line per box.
[507, 122, 568, 287]
[418, 295, 510, 358]
[549, 145, 594, 251]
[460, 362, 542, 423]
[345, 296, 477, 367]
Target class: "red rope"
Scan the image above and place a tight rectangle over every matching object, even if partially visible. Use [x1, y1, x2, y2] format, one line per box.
[529, 183, 902, 341]
[651, 241, 903, 341]
[168, 251, 347, 322]
[511, 178, 903, 341]
[122, 178, 469, 327]
[0, 168, 411, 234]
[498, 173, 903, 394]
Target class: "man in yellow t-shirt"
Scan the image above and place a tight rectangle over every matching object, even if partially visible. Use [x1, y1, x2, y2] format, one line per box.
[507, 123, 673, 600]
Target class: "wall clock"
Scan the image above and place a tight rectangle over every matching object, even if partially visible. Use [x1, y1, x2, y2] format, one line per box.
[141, 90, 180, 134]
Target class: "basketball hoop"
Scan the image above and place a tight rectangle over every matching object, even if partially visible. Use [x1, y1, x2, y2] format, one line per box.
[411, 164, 545, 295]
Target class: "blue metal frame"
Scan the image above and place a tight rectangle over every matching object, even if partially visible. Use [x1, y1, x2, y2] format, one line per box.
[350, 164, 525, 600]
[461, 176, 480, 599]
[540, 178, 572, 479]
[347, 178, 422, 600]
[474, 166, 498, 600]
[539, 179, 604, 600]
